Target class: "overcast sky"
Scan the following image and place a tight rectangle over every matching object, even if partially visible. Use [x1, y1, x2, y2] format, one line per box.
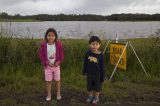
[0, 0, 160, 15]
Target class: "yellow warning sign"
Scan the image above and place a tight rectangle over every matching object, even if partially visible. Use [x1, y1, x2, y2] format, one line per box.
[110, 43, 126, 70]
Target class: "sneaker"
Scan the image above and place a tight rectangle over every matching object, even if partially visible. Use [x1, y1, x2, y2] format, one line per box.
[86, 96, 93, 103]
[46, 96, 51, 101]
[57, 95, 61, 100]
[92, 97, 99, 104]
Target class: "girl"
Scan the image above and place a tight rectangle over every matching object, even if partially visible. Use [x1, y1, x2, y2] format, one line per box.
[39, 28, 64, 101]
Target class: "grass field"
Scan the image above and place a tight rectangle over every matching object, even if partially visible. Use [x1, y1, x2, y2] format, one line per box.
[0, 37, 160, 106]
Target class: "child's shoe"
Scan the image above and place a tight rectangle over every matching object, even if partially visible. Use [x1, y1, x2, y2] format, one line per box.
[86, 96, 93, 103]
[57, 95, 61, 100]
[46, 96, 51, 101]
[92, 97, 99, 104]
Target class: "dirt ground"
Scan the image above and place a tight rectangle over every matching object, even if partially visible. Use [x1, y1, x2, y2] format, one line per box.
[0, 86, 160, 106]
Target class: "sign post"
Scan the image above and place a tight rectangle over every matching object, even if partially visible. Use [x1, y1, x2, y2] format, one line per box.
[103, 39, 149, 80]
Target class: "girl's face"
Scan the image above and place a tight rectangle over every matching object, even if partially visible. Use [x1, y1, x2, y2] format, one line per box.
[47, 32, 56, 44]
[90, 41, 100, 52]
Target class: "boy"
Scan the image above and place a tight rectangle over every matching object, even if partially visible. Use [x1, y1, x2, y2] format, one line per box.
[83, 36, 105, 104]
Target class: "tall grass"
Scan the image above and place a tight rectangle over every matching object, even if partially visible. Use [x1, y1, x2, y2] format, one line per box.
[0, 36, 160, 92]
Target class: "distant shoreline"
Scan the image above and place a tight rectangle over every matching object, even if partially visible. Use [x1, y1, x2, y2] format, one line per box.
[0, 13, 160, 22]
[0, 19, 160, 22]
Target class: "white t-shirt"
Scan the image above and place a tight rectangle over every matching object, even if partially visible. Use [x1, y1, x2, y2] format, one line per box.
[47, 43, 56, 64]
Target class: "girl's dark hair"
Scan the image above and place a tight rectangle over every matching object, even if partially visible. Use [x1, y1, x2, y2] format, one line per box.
[45, 28, 58, 42]
[89, 36, 101, 44]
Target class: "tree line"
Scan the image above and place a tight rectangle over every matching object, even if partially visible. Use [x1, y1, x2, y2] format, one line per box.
[0, 12, 160, 21]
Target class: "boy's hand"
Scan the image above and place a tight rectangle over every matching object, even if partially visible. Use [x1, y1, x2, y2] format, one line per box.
[82, 72, 86, 76]
[100, 77, 106, 83]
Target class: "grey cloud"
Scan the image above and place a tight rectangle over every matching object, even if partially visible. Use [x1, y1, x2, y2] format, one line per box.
[66, 0, 160, 15]
[0, 0, 160, 15]
[0, 0, 43, 5]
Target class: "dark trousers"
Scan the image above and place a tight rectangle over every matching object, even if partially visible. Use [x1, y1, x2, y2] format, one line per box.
[87, 72, 102, 92]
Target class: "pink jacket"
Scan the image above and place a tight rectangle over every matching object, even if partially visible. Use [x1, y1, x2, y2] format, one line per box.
[39, 40, 64, 67]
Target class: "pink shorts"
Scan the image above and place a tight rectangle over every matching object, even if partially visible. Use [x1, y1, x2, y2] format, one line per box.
[44, 66, 60, 81]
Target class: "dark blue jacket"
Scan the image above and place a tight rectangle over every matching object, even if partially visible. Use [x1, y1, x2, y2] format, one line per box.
[83, 50, 105, 83]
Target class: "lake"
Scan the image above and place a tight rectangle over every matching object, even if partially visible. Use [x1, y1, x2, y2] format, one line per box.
[0, 21, 160, 39]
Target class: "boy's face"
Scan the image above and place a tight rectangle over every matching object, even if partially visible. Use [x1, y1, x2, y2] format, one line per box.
[89, 41, 100, 52]
[47, 32, 56, 43]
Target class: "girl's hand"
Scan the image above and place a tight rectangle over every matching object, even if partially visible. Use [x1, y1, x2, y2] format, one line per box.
[49, 62, 54, 67]
[54, 62, 58, 67]
[54, 61, 60, 67]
